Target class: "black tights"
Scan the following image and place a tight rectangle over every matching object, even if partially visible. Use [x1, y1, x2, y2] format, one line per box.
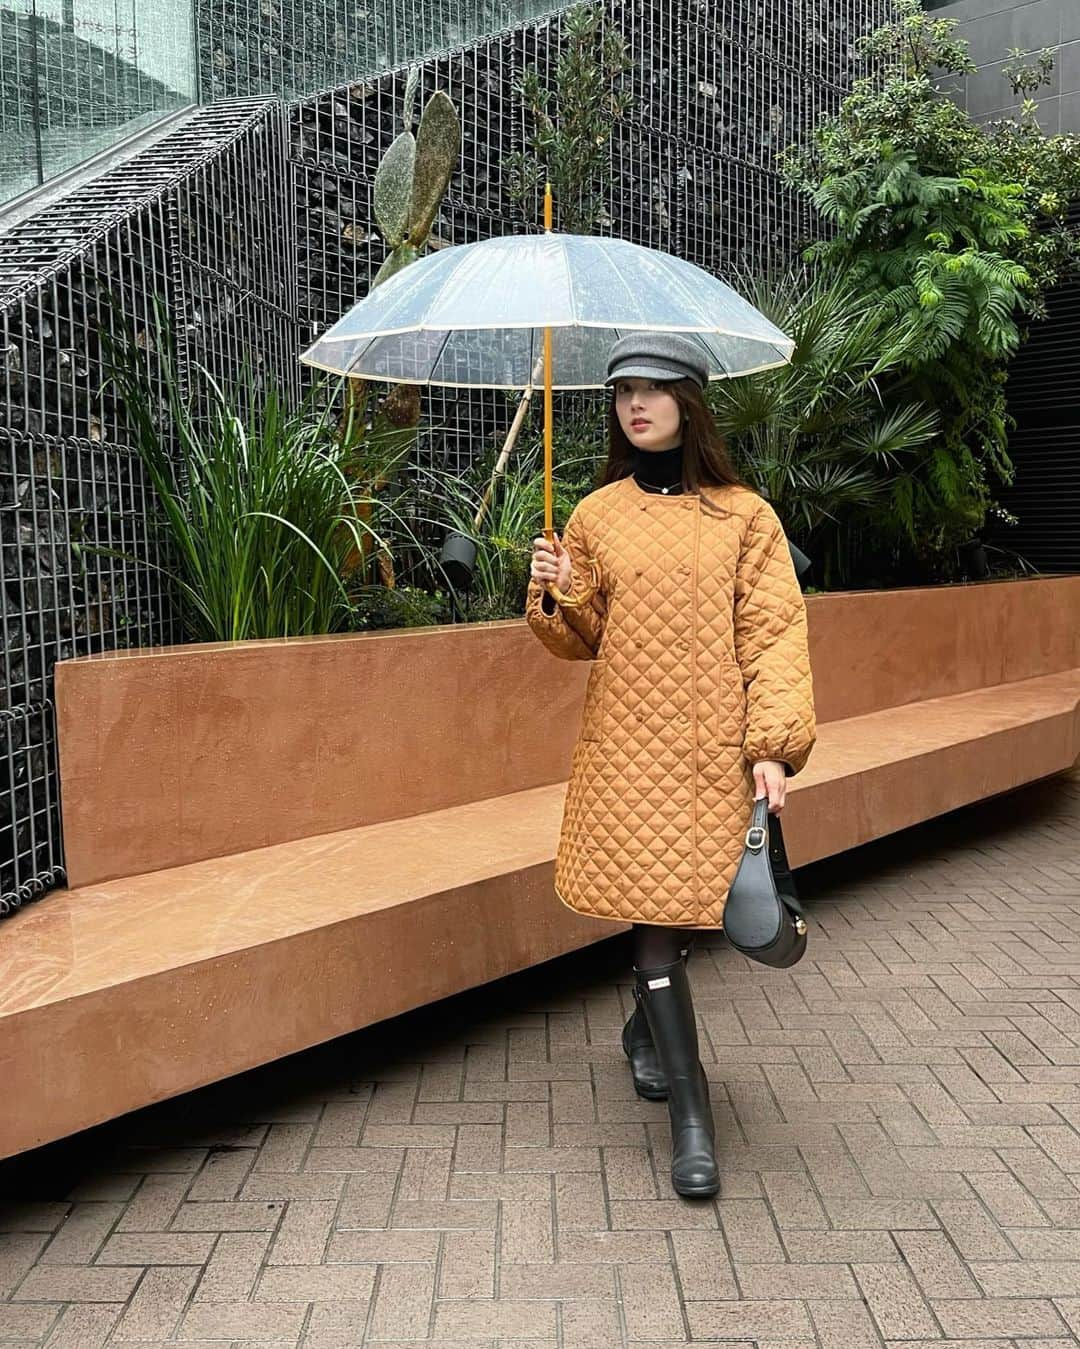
[632, 922, 701, 970]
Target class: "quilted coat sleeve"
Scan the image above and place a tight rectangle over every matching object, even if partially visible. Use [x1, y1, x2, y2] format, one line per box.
[524, 501, 607, 661]
[733, 498, 817, 777]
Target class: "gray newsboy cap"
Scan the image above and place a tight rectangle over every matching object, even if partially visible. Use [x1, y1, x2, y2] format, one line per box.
[604, 331, 710, 390]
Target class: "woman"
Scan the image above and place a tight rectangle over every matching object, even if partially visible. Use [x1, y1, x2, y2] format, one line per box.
[525, 331, 816, 1200]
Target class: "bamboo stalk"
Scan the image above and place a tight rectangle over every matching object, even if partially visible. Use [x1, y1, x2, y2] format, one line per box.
[472, 352, 545, 531]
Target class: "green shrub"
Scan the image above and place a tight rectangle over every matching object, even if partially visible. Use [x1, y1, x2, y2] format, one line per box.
[401, 403, 607, 620]
[97, 307, 414, 641]
[780, 0, 1080, 568]
[708, 262, 939, 589]
[348, 583, 449, 630]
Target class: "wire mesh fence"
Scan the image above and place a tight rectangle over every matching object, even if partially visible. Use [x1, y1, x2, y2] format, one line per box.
[0, 98, 293, 914]
[0, 0, 890, 914]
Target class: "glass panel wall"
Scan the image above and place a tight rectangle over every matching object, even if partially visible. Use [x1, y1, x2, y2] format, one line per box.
[198, 0, 571, 103]
[0, 0, 196, 209]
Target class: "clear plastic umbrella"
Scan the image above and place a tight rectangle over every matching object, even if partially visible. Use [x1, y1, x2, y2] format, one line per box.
[299, 187, 794, 606]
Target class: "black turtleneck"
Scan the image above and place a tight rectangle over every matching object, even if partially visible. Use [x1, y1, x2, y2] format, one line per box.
[632, 443, 685, 494]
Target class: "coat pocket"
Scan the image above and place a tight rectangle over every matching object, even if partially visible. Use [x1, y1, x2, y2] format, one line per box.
[581, 657, 606, 741]
[715, 650, 747, 743]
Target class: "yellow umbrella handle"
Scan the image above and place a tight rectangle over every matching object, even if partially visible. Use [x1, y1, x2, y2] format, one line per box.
[546, 556, 603, 608]
[541, 181, 600, 611]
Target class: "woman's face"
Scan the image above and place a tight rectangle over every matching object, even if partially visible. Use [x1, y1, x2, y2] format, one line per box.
[613, 377, 682, 451]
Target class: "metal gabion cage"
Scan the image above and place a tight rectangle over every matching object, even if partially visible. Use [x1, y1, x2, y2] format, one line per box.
[0, 98, 295, 914]
[0, 0, 890, 915]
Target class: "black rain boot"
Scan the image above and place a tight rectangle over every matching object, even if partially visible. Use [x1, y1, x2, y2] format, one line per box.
[622, 939, 697, 1100]
[635, 957, 720, 1199]
[622, 983, 668, 1099]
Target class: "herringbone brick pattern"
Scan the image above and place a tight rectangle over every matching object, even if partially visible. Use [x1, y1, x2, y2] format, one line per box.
[3, 766, 1080, 1346]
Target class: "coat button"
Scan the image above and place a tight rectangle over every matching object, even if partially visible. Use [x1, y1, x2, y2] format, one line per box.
[677, 564, 690, 576]
[676, 638, 688, 650]
[677, 712, 689, 724]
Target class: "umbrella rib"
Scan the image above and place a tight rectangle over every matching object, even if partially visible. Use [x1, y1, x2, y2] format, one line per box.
[561, 237, 580, 327]
[409, 242, 474, 331]
[547, 238, 575, 389]
[346, 336, 378, 375]
[573, 237, 644, 330]
[599, 238, 656, 326]
[427, 327, 456, 383]
[655, 255, 717, 326]
[365, 249, 451, 328]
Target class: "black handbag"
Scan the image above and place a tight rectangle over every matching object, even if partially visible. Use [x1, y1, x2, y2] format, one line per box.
[722, 796, 807, 968]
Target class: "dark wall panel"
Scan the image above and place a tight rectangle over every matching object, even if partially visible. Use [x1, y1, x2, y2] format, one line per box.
[991, 203, 1080, 574]
[927, 0, 1079, 135]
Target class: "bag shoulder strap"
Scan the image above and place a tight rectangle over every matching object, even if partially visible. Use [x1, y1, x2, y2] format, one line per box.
[767, 811, 804, 916]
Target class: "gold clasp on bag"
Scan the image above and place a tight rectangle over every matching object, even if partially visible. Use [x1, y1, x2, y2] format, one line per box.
[745, 825, 767, 852]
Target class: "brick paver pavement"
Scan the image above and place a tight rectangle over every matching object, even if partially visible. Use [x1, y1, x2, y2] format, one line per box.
[3, 765, 1080, 1347]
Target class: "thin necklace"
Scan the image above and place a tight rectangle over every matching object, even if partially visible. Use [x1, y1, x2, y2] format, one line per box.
[635, 445, 683, 495]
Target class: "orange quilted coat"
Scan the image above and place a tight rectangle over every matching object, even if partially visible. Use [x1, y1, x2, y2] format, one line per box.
[525, 476, 816, 929]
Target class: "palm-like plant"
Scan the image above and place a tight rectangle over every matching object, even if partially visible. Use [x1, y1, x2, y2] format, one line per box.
[411, 412, 606, 618]
[427, 463, 537, 615]
[708, 263, 939, 589]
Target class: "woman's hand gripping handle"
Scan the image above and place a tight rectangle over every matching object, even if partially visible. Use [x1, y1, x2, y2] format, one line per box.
[531, 531, 573, 593]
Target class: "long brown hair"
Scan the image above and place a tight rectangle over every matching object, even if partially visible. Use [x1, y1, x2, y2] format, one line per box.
[599, 377, 746, 518]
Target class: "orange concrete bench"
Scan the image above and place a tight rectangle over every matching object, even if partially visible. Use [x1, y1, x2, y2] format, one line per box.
[2, 575, 1078, 1159]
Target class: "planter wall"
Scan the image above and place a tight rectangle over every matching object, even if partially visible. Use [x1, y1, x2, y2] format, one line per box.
[55, 574, 1080, 891]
